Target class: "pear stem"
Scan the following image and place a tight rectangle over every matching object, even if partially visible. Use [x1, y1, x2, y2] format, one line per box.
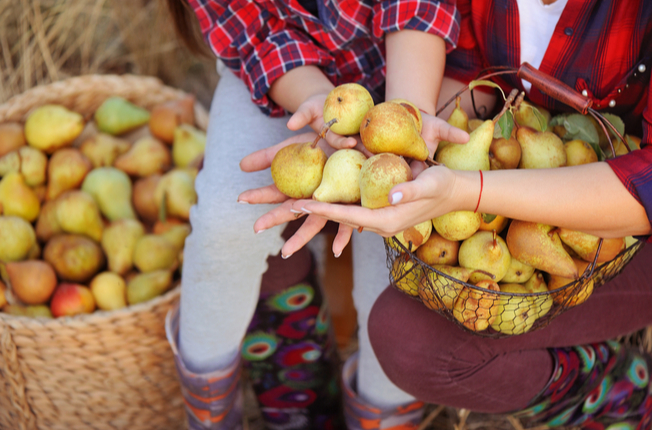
[312, 118, 338, 148]
[492, 88, 519, 125]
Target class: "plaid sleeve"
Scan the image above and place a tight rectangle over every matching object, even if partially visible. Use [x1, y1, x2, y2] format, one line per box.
[189, 0, 333, 116]
[371, 0, 460, 53]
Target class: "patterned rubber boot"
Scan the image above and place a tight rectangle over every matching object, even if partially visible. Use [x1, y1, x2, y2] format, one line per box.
[241, 262, 345, 429]
[514, 340, 652, 429]
[166, 305, 244, 430]
[341, 352, 426, 430]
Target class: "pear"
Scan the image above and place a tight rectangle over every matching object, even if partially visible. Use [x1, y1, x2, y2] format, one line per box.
[43, 234, 106, 283]
[0, 147, 48, 187]
[270, 140, 327, 199]
[0, 172, 41, 222]
[0, 280, 6, 308]
[514, 101, 550, 132]
[113, 136, 172, 177]
[149, 95, 196, 144]
[90, 272, 128, 311]
[611, 135, 641, 157]
[468, 119, 483, 132]
[126, 270, 174, 305]
[24, 104, 85, 153]
[436, 119, 494, 170]
[360, 102, 429, 161]
[489, 134, 521, 170]
[523, 270, 553, 317]
[158, 223, 191, 252]
[491, 283, 538, 335]
[506, 220, 577, 279]
[0, 122, 26, 157]
[415, 232, 460, 266]
[79, 133, 131, 167]
[557, 228, 625, 263]
[431, 210, 482, 241]
[313, 149, 367, 203]
[436, 97, 468, 153]
[478, 214, 509, 234]
[419, 265, 470, 310]
[55, 191, 105, 242]
[459, 230, 511, 283]
[453, 280, 500, 332]
[4, 304, 53, 318]
[389, 99, 422, 133]
[46, 148, 93, 200]
[0, 216, 37, 262]
[101, 219, 145, 275]
[390, 253, 423, 297]
[564, 139, 598, 166]
[172, 124, 206, 168]
[132, 174, 162, 224]
[154, 169, 197, 220]
[94, 96, 151, 135]
[359, 153, 412, 209]
[132, 234, 179, 273]
[501, 257, 535, 284]
[5, 260, 58, 305]
[390, 220, 432, 252]
[323, 83, 374, 135]
[548, 258, 594, 307]
[35, 200, 62, 242]
[81, 167, 137, 221]
[517, 127, 567, 169]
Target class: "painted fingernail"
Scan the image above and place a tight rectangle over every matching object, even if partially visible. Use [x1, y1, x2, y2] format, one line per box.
[390, 192, 403, 204]
[301, 207, 312, 214]
[238, 200, 249, 204]
[334, 251, 342, 258]
[256, 229, 266, 234]
[282, 253, 292, 260]
[290, 209, 302, 213]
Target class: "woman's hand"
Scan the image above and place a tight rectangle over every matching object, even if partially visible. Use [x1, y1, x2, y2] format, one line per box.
[420, 110, 469, 156]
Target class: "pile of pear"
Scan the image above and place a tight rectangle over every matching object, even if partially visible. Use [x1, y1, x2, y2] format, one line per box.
[389, 98, 640, 335]
[0, 94, 207, 318]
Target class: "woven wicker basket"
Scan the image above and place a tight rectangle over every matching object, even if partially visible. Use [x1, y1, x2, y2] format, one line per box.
[0, 74, 207, 430]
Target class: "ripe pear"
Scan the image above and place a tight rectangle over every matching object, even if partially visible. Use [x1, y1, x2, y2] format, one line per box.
[436, 119, 494, 170]
[35, 200, 62, 242]
[390, 253, 423, 297]
[453, 280, 500, 331]
[5, 260, 58, 305]
[491, 283, 538, 335]
[313, 149, 367, 203]
[4, 304, 53, 318]
[514, 101, 550, 132]
[506, 220, 577, 279]
[489, 134, 521, 170]
[50, 283, 96, 317]
[0, 216, 36, 262]
[501, 257, 535, 284]
[459, 230, 511, 283]
[431, 210, 482, 241]
[113, 136, 172, 177]
[0, 122, 26, 157]
[271, 140, 327, 199]
[46, 148, 93, 200]
[158, 223, 191, 252]
[24, 104, 85, 153]
[323, 83, 374, 135]
[557, 228, 625, 263]
[94, 96, 151, 135]
[415, 232, 460, 266]
[101, 219, 145, 275]
[419, 265, 470, 310]
[548, 258, 594, 307]
[611, 135, 641, 157]
[478, 214, 509, 234]
[523, 270, 553, 317]
[172, 124, 206, 168]
[79, 133, 131, 167]
[154, 169, 197, 220]
[468, 119, 483, 132]
[390, 220, 432, 252]
[436, 97, 468, 153]
[132, 174, 162, 224]
[133, 234, 179, 273]
[565, 139, 598, 166]
[360, 102, 429, 161]
[81, 167, 137, 221]
[517, 127, 567, 169]
[55, 191, 105, 242]
[43, 234, 106, 283]
[0, 147, 48, 187]
[359, 153, 412, 209]
[126, 270, 174, 305]
[0, 280, 6, 308]
[0, 172, 41, 222]
[149, 95, 196, 144]
[90, 272, 128, 311]
[389, 99, 422, 133]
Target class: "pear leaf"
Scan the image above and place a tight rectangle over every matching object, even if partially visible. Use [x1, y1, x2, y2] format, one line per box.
[553, 114, 605, 161]
[482, 213, 497, 224]
[601, 113, 625, 138]
[498, 110, 514, 140]
[469, 80, 506, 100]
[530, 106, 549, 132]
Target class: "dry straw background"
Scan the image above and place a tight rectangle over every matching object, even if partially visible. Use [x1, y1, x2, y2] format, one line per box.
[1, 1, 650, 429]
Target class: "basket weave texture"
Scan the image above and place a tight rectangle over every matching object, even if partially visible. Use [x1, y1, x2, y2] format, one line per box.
[0, 75, 190, 430]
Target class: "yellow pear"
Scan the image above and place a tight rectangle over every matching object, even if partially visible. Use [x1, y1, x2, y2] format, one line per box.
[5, 260, 58, 305]
[359, 153, 412, 209]
[43, 234, 105, 283]
[0, 122, 26, 157]
[389, 99, 422, 133]
[126, 270, 174, 305]
[81, 167, 137, 221]
[431, 210, 482, 241]
[523, 270, 553, 317]
[313, 149, 367, 203]
[271, 140, 327, 199]
[90, 272, 128, 311]
[506, 220, 577, 279]
[453, 280, 500, 332]
[323, 83, 374, 135]
[436, 119, 494, 170]
[94, 96, 151, 135]
[468, 119, 483, 132]
[436, 96, 468, 153]
[55, 191, 104, 242]
[35, 200, 62, 242]
[501, 257, 535, 283]
[24, 104, 85, 153]
[390, 253, 423, 297]
[514, 101, 550, 132]
[548, 258, 594, 307]
[154, 169, 197, 220]
[0, 216, 37, 262]
[360, 102, 429, 161]
[149, 95, 196, 144]
[46, 148, 93, 200]
[565, 139, 598, 166]
[101, 219, 146, 275]
[172, 124, 206, 168]
[419, 265, 470, 310]
[517, 127, 567, 169]
[390, 220, 432, 252]
[79, 133, 131, 167]
[491, 283, 538, 335]
[0, 172, 40, 222]
[415, 232, 460, 266]
[113, 136, 172, 177]
[459, 230, 511, 283]
[478, 214, 509, 234]
[489, 133, 521, 170]
[158, 223, 191, 252]
[557, 228, 625, 263]
[0, 147, 48, 187]
[132, 234, 179, 273]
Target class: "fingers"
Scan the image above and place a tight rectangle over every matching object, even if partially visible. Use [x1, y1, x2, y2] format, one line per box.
[253, 200, 298, 233]
[437, 119, 470, 144]
[237, 184, 287, 205]
[332, 224, 353, 257]
[323, 131, 358, 150]
[281, 215, 328, 258]
[240, 132, 318, 172]
[287, 107, 316, 131]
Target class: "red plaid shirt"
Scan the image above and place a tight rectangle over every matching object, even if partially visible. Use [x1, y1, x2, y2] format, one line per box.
[188, 0, 459, 116]
[445, 0, 652, 232]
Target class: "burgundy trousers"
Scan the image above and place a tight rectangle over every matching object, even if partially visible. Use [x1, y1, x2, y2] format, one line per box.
[368, 243, 652, 414]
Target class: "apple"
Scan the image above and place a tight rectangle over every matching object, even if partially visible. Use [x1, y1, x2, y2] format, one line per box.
[50, 283, 96, 317]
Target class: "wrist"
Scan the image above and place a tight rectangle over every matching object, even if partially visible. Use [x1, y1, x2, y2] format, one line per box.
[451, 169, 484, 212]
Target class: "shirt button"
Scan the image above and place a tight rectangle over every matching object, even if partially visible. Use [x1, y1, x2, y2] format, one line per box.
[608, 100, 616, 108]
[564, 27, 573, 36]
[581, 89, 588, 97]
[639, 64, 647, 73]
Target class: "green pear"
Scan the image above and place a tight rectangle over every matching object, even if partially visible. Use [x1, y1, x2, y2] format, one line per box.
[359, 153, 412, 209]
[323, 83, 374, 135]
[419, 265, 470, 310]
[360, 102, 429, 161]
[436, 119, 494, 170]
[514, 101, 550, 132]
[271, 140, 327, 199]
[506, 220, 577, 279]
[132, 234, 179, 273]
[517, 127, 567, 169]
[24, 104, 85, 153]
[0, 216, 37, 261]
[313, 149, 367, 203]
[79, 133, 131, 167]
[491, 283, 538, 335]
[0, 147, 48, 187]
[101, 219, 145, 275]
[501, 257, 535, 283]
[94, 96, 151, 135]
[459, 230, 511, 283]
[431, 210, 481, 241]
[113, 136, 171, 177]
[390, 220, 432, 252]
[154, 169, 197, 221]
[436, 96, 468, 153]
[43, 234, 105, 283]
[46, 148, 93, 200]
[557, 228, 625, 263]
[0, 172, 40, 222]
[172, 124, 206, 168]
[55, 191, 104, 242]
[81, 167, 137, 221]
[126, 270, 174, 305]
[0, 122, 26, 157]
[415, 232, 460, 266]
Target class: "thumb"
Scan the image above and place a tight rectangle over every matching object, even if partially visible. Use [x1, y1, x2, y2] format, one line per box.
[287, 107, 316, 131]
[388, 170, 438, 205]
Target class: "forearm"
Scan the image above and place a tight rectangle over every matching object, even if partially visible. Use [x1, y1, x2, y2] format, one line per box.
[267, 65, 335, 114]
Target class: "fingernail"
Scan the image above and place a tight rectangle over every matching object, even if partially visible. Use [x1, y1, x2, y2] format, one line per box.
[237, 199, 249, 204]
[256, 229, 266, 234]
[282, 253, 292, 260]
[290, 209, 302, 213]
[334, 251, 342, 258]
[301, 207, 312, 214]
[390, 192, 403, 205]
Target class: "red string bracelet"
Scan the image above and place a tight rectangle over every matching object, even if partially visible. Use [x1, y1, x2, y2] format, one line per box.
[474, 170, 483, 213]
